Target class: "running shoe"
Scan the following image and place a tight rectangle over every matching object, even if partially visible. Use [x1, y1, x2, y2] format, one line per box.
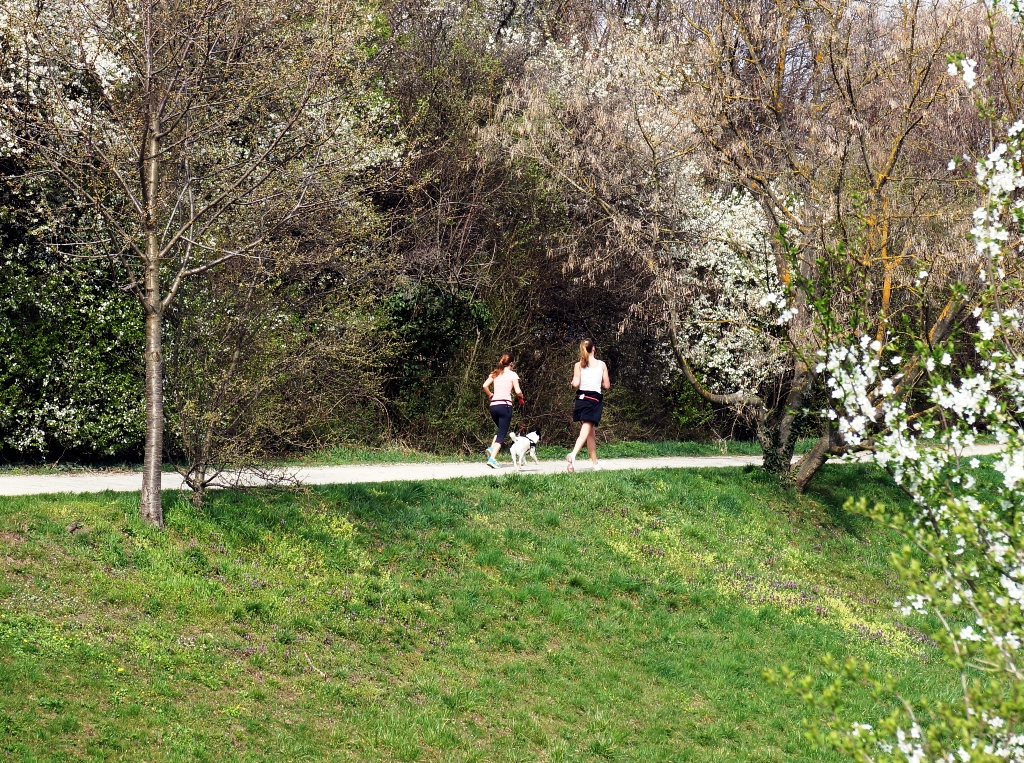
[566, 453, 575, 473]
[593, 461, 603, 471]
[487, 457, 499, 469]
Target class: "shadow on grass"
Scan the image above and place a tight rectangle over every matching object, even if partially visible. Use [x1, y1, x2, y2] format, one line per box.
[800, 463, 908, 540]
[164, 479, 472, 553]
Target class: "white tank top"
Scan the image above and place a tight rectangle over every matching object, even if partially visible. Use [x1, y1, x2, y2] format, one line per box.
[579, 360, 604, 392]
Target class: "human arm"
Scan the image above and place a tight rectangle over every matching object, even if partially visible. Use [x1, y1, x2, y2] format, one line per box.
[570, 362, 581, 389]
[513, 377, 524, 406]
[602, 361, 610, 390]
[482, 375, 493, 400]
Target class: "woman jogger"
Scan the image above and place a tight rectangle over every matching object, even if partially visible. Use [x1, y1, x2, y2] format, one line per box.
[482, 353, 523, 469]
[567, 339, 610, 473]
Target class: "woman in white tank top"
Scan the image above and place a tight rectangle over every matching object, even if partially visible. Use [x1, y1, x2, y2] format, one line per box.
[566, 339, 610, 473]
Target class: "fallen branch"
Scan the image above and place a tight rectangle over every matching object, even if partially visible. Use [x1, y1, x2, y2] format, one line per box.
[304, 651, 327, 679]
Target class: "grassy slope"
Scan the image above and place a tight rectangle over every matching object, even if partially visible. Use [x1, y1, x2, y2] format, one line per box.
[0, 465, 953, 762]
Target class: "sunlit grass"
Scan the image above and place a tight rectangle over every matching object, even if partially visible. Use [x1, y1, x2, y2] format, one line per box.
[0, 464, 955, 761]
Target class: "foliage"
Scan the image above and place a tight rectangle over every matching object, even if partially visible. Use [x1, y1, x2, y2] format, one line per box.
[5, 0, 1013, 471]
[382, 283, 492, 382]
[0, 0, 403, 523]
[0, 0, 765, 467]
[0, 245, 143, 458]
[165, 246, 395, 503]
[0, 149, 143, 459]
[0, 464, 960, 761]
[480, 2, 1009, 488]
[379, 1, 726, 452]
[495, 29, 788, 398]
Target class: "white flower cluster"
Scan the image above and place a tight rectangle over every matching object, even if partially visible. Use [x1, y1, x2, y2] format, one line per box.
[0, 0, 132, 158]
[818, 336, 891, 444]
[759, 291, 797, 325]
[948, 57, 978, 90]
[669, 188, 786, 395]
[876, 724, 927, 762]
[971, 136, 1024, 276]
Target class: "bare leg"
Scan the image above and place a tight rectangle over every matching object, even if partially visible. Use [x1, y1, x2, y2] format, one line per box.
[570, 423, 592, 460]
[586, 427, 598, 463]
[488, 436, 498, 456]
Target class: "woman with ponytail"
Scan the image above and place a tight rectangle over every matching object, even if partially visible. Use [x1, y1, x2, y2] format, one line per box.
[566, 339, 610, 473]
[482, 352, 523, 468]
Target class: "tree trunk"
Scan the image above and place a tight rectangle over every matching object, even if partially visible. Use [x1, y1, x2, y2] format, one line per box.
[792, 424, 843, 491]
[188, 465, 207, 509]
[188, 421, 215, 509]
[759, 359, 814, 480]
[140, 304, 165, 526]
[757, 421, 796, 477]
[139, 105, 164, 526]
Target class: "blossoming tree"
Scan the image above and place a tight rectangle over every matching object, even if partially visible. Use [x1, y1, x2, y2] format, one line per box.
[496, 1, 1009, 488]
[768, 44, 1024, 763]
[658, 0, 1011, 486]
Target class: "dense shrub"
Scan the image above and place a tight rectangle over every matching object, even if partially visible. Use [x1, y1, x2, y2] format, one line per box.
[0, 244, 145, 459]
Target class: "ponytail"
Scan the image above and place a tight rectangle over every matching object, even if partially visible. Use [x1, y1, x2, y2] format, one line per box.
[490, 352, 514, 378]
[579, 339, 594, 368]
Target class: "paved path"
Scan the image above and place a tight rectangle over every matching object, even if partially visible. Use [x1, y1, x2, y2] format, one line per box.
[0, 444, 1005, 497]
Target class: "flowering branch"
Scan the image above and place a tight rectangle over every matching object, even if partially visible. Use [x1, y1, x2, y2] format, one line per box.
[773, 52, 1024, 763]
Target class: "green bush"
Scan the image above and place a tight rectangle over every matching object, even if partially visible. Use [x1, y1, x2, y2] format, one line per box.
[0, 244, 144, 459]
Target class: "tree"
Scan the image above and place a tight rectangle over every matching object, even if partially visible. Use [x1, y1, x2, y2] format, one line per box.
[166, 205, 396, 506]
[661, 0, 1004, 486]
[497, 1, 1021, 487]
[0, 0, 398, 524]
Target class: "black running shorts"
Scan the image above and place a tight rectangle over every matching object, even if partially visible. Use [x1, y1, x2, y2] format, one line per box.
[572, 391, 603, 426]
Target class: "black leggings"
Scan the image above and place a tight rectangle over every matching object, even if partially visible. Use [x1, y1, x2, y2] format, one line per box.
[490, 404, 513, 446]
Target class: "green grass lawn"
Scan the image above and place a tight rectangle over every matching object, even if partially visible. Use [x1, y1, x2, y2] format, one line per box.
[0, 465, 953, 761]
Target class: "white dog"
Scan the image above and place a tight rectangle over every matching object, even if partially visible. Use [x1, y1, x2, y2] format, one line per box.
[508, 429, 541, 471]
